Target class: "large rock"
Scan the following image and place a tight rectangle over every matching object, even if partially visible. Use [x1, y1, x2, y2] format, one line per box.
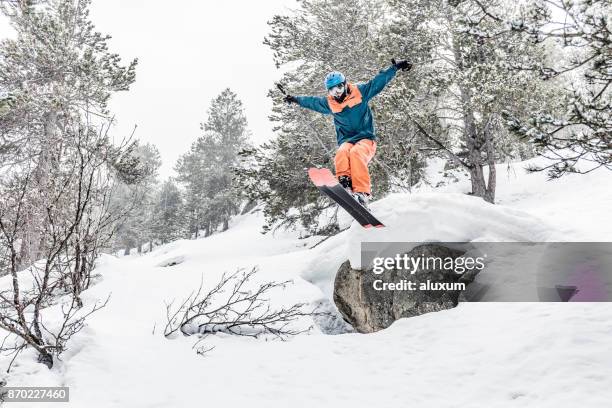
[333, 243, 477, 333]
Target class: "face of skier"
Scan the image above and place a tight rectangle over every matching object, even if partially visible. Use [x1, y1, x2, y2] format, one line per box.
[328, 82, 346, 99]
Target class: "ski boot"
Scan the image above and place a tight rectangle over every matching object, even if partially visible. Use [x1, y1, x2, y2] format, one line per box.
[338, 175, 352, 193]
[352, 192, 371, 209]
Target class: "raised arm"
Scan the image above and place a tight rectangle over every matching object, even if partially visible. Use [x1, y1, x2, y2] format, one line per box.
[294, 95, 332, 115]
[358, 65, 398, 102]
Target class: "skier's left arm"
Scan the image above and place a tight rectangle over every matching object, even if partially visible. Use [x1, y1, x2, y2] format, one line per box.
[359, 59, 412, 102]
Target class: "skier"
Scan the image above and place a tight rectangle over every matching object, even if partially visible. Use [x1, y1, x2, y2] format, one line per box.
[284, 59, 412, 207]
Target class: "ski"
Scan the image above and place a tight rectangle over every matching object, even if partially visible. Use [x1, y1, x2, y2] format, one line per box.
[308, 168, 384, 228]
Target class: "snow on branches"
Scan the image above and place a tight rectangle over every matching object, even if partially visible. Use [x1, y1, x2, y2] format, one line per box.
[163, 267, 322, 355]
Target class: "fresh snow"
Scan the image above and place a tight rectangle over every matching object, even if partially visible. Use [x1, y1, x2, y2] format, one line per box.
[346, 192, 552, 270]
[1, 157, 611, 408]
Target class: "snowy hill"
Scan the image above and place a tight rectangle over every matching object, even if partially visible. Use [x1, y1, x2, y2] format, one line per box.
[2, 157, 611, 408]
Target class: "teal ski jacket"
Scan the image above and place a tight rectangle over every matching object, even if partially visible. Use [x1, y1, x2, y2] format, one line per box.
[295, 65, 398, 146]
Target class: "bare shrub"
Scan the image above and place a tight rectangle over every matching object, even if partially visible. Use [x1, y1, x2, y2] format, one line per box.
[164, 267, 321, 355]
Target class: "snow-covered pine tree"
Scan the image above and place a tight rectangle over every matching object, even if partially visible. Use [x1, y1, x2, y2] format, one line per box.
[0, 0, 138, 265]
[201, 88, 252, 232]
[175, 134, 207, 237]
[244, 0, 430, 234]
[175, 88, 251, 237]
[386, 0, 554, 203]
[0, 0, 141, 368]
[499, 0, 611, 178]
[242, 0, 549, 235]
[150, 178, 186, 244]
[112, 143, 162, 255]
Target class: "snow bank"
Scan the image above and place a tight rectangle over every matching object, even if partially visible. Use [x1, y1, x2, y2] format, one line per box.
[1, 157, 610, 408]
[347, 192, 554, 269]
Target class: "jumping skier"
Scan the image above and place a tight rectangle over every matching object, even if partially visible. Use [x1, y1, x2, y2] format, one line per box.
[284, 59, 412, 208]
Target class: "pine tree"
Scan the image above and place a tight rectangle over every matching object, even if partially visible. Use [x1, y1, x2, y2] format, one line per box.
[385, 0, 553, 203]
[0, 0, 138, 265]
[248, 0, 427, 234]
[243, 0, 548, 234]
[151, 179, 186, 244]
[499, 0, 611, 178]
[175, 88, 251, 237]
[113, 143, 162, 254]
[0, 0, 141, 368]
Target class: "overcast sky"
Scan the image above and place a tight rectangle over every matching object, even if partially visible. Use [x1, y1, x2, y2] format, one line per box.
[2, 0, 296, 177]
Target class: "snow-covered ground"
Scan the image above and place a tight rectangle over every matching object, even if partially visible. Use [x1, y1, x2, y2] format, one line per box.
[2, 157, 611, 408]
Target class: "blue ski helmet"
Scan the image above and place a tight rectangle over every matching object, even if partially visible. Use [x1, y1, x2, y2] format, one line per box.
[324, 71, 346, 90]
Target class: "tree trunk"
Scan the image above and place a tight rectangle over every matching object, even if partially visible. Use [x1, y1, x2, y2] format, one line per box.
[18, 110, 58, 269]
[241, 199, 257, 215]
[450, 28, 496, 204]
[459, 87, 490, 201]
[37, 351, 53, 369]
[483, 121, 496, 203]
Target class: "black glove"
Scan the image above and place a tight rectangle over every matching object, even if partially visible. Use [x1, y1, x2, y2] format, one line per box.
[392, 58, 412, 72]
[284, 95, 298, 104]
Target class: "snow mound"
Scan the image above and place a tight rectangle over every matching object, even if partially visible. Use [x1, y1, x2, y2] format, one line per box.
[1, 156, 610, 407]
[347, 192, 554, 269]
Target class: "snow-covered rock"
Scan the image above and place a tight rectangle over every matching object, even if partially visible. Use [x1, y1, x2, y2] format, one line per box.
[334, 243, 474, 333]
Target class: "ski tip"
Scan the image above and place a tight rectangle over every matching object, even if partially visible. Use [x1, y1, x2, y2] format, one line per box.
[308, 167, 337, 187]
[363, 223, 384, 229]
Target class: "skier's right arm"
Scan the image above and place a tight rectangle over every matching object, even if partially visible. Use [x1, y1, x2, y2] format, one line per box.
[293, 96, 332, 115]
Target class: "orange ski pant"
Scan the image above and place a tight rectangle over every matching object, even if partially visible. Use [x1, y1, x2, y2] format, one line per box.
[334, 139, 377, 194]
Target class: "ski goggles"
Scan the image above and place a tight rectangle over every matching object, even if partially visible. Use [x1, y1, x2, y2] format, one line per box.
[327, 82, 345, 97]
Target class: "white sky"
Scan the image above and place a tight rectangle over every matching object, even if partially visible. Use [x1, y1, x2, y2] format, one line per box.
[1, 0, 296, 178]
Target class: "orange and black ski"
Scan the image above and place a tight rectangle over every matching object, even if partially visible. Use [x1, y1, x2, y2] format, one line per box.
[308, 168, 384, 228]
